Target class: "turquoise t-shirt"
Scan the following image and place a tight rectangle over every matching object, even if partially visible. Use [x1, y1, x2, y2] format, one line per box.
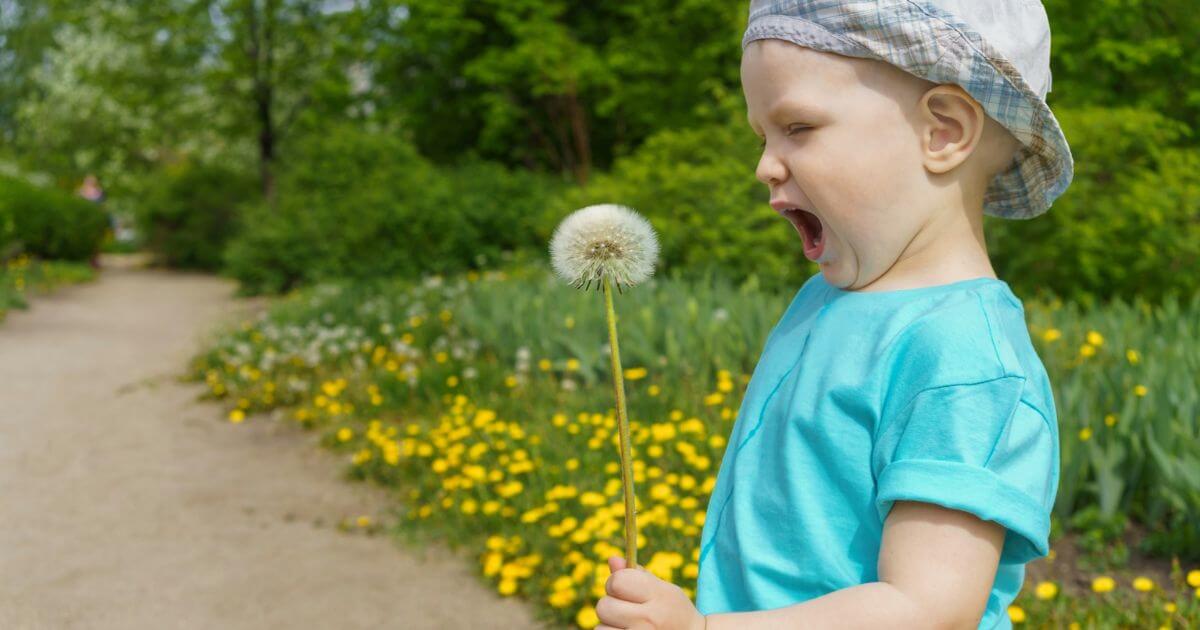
[694, 272, 1060, 630]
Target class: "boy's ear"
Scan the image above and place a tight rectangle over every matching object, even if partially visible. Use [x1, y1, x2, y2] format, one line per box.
[917, 84, 985, 176]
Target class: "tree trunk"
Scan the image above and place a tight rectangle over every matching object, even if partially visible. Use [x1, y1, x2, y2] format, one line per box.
[564, 77, 590, 186]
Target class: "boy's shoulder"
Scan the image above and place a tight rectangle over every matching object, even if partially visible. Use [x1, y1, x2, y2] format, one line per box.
[879, 280, 1054, 415]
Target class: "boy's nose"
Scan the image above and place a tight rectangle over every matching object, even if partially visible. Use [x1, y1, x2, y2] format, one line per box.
[756, 150, 787, 186]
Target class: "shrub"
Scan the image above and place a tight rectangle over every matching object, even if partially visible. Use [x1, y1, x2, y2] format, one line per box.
[0, 200, 15, 260]
[986, 106, 1200, 306]
[225, 122, 566, 295]
[0, 175, 108, 261]
[140, 161, 260, 270]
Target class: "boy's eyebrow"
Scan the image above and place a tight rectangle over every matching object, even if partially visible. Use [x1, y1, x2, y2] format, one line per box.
[747, 99, 825, 131]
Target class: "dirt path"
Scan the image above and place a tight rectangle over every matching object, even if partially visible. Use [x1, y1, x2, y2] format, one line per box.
[0, 257, 542, 629]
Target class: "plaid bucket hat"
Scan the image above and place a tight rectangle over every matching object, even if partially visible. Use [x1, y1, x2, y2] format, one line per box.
[742, 0, 1075, 220]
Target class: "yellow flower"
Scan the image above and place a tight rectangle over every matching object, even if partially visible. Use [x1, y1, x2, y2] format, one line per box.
[564, 316, 575, 329]
[477, 549, 501, 573]
[1079, 427, 1092, 441]
[1042, 328, 1062, 343]
[337, 427, 353, 442]
[1086, 330, 1104, 346]
[1134, 384, 1148, 397]
[1079, 343, 1096, 357]
[1164, 602, 1177, 613]
[228, 409, 246, 423]
[576, 605, 599, 629]
[446, 375, 459, 387]
[538, 358, 553, 371]
[435, 351, 448, 363]
[504, 375, 518, 388]
[703, 392, 724, 406]
[717, 379, 733, 393]
[565, 458, 580, 471]
[548, 588, 576, 608]
[1007, 604, 1025, 623]
[651, 422, 677, 442]
[624, 367, 648, 381]
[1035, 581, 1058, 600]
[566, 358, 581, 371]
[648, 384, 661, 397]
[1068, 624, 1080, 630]
[356, 515, 371, 528]
[497, 579, 518, 596]
[1104, 413, 1117, 427]
[1092, 576, 1115, 593]
[1132, 576, 1155, 591]
[1188, 569, 1200, 587]
[1126, 349, 1140, 365]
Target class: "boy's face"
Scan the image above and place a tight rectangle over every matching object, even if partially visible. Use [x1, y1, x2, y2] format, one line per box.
[741, 39, 938, 290]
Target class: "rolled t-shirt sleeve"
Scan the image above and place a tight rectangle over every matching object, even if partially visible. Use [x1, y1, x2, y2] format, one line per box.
[871, 375, 1057, 565]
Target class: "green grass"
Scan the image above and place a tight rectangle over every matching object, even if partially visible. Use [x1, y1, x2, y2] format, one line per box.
[0, 255, 96, 322]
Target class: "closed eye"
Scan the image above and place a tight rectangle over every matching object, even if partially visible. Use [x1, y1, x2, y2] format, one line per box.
[758, 125, 812, 150]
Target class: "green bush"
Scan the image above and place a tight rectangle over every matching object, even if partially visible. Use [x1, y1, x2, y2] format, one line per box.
[225, 122, 566, 295]
[986, 105, 1200, 306]
[0, 175, 108, 261]
[140, 162, 260, 270]
[0, 200, 15, 260]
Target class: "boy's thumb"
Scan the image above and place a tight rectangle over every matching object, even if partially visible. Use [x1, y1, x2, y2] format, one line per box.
[608, 556, 643, 573]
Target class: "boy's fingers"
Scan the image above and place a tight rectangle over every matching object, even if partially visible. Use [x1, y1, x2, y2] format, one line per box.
[604, 571, 654, 604]
[609, 555, 645, 572]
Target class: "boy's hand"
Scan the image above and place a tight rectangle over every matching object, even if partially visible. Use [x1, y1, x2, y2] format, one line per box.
[596, 556, 706, 630]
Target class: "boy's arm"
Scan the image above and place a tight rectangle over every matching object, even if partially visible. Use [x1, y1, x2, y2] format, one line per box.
[705, 500, 1006, 630]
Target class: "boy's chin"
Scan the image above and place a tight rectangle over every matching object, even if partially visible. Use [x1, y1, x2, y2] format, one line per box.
[816, 261, 847, 285]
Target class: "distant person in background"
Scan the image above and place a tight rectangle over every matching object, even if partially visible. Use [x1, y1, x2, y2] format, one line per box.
[77, 174, 105, 205]
[76, 174, 108, 269]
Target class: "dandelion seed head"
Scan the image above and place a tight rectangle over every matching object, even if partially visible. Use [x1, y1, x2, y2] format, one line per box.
[549, 203, 659, 291]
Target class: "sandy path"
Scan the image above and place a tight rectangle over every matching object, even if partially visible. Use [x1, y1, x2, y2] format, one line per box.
[0, 258, 543, 629]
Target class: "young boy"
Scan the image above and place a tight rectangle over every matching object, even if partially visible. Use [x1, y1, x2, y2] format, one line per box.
[599, 1, 1073, 629]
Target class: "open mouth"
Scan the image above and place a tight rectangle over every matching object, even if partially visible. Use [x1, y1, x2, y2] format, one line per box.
[782, 208, 826, 261]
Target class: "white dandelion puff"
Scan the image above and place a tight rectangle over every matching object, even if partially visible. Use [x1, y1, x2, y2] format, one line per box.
[549, 203, 659, 292]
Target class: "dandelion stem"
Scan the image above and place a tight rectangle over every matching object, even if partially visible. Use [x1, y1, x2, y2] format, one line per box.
[603, 276, 638, 568]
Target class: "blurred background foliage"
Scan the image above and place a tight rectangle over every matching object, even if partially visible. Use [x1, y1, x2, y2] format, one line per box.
[1, 0, 1196, 304]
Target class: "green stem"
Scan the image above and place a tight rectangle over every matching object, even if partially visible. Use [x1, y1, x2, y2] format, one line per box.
[603, 276, 638, 568]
